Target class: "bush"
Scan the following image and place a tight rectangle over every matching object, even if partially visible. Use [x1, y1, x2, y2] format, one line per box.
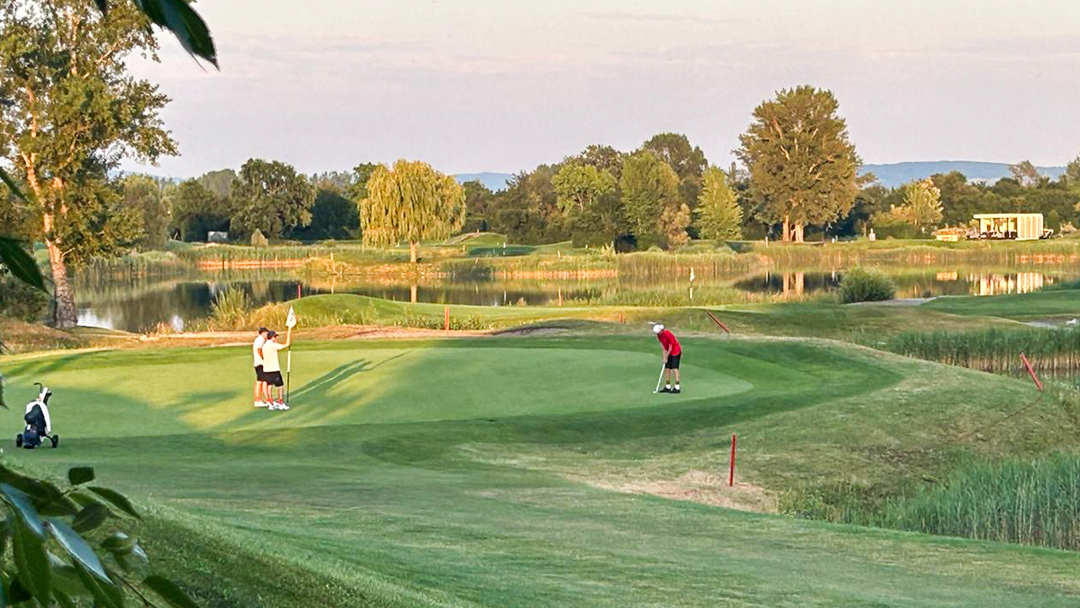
[208, 286, 252, 330]
[839, 267, 896, 303]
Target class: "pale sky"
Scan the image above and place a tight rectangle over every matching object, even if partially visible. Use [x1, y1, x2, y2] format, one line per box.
[125, 0, 1080, 178]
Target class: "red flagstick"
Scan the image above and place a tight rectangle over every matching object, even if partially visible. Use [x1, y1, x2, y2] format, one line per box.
[706, 310, 731, 333]
[729, 433, 737, 486]
[1020, 353, 1044, 392]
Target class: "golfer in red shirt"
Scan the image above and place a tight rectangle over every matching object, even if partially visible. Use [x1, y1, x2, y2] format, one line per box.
[653, 324, 682, 393]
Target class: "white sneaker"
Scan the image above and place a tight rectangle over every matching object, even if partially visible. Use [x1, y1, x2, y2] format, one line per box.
[275, 403, 290, 411]
[255, 401, 269, 408]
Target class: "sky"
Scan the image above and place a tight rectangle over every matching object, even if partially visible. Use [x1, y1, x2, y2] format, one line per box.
[125, 0, 1080, 178]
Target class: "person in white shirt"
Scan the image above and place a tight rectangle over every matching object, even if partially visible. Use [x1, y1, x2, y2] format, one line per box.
[261, 327, 293, 410]
[252, 327, 270, 408]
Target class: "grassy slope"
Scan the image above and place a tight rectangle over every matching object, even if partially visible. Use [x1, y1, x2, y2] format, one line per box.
[4, 337, 1080, 606]
[923, 289, 1080, 321]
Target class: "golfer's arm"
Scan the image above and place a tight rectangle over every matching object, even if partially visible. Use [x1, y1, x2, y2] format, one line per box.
[283, 328, 293, 348]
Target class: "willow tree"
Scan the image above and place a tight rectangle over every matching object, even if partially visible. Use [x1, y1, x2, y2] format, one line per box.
[0, 0, 177, 327]
[360, 160, 466, 263]
[737, 86, 860, 242]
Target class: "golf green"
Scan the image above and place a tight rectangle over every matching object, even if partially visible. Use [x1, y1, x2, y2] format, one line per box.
[3, 336, 1079, 607]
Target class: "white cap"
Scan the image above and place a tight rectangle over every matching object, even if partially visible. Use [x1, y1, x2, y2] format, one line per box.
[652, 324, 664, 334]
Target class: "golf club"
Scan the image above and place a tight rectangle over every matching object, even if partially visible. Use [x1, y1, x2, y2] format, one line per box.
[652, 362, 666, 394]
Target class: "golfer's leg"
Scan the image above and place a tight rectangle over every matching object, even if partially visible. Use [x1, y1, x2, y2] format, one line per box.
[674, 369, 681, 388]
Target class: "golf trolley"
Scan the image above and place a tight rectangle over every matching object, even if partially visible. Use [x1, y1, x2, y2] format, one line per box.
[16, 383, 58, 449]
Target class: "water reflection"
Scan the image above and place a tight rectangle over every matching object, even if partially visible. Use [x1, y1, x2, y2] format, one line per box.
[75, 267, 1077, 333]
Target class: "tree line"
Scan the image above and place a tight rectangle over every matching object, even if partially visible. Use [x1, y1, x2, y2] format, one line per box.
[4, 0, 1080, 329]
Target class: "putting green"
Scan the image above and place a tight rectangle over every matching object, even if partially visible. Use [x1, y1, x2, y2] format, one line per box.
[3, 336, 1079, 608]
[6, 344, 751, 437]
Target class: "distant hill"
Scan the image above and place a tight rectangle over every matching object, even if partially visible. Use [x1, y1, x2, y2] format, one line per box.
[454, 172, 513, 191]
[861, 161, 1065, 188]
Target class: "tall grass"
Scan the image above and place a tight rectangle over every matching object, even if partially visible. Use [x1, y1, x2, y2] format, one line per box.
[874, 454, 1080, 550]
[207, 287, 252, 330]
[880, 327, 1080, 373]
[616, 250, 760, 282]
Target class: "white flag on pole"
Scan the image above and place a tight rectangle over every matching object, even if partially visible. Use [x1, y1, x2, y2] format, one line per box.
[286, 306, 297, 329]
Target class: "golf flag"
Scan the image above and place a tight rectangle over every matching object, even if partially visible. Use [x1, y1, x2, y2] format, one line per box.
[689, 267, 696, 283]
[286, 306, 297, 329]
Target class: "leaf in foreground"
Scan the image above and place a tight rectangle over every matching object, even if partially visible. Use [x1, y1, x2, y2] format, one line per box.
[144, 574, 200, 608]
[67, 467, 96, 487]
[0, 484, 45, 537]
[131, 0, 218, 68]
[0, 237, 46, 292]
[88, 487, 140, 519]
[47, 520, 111, 583]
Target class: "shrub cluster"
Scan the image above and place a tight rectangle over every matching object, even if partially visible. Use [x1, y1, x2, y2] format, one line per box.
[838, 267, 896, 303]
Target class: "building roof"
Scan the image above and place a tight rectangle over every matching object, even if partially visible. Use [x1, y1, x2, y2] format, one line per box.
[973, 213, 1043, 219]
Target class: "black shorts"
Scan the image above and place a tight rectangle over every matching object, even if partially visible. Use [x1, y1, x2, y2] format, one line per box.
[264, 371, 284, 387]
[254, 365, 265, 381]
[665, 353, 681, 370]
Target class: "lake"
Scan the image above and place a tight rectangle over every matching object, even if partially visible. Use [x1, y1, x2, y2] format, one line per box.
[74, 266, 1080, 333]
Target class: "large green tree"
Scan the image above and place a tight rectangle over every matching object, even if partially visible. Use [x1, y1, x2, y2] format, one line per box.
[619, 150, 687, 246]
[360, 160, 466, 262]
[641, 133, 707, 211]
[197, 168, 237, 198]
[119, 175, 169, 249]
[346, 162, 379, 203]
[737, 86, 861, 242]
[553, 162, 622, 247]
[696, 167, 743, 240]
[170, 179, 230, 241]
[0, 0, 176, 327]
[289, 183, 358, 241]
[462, 180, 496, 232]
[230, 159, 315, 239]
[489, 166, 563, 244]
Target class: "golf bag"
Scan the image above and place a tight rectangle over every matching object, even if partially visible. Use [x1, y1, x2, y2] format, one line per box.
[16, 383, 58, 449]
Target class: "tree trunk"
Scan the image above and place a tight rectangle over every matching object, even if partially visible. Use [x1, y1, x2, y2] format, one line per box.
[44, 232, 77, 328]
[410, 284, 418, 304]
[794, 223, 805, 243]
[782, 216, 791, 242]
[409, 242, 418, 263]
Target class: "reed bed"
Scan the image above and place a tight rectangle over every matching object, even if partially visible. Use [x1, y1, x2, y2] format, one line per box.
[616, 251, 761, 282]
[873, 454, 1080, 550]
[880, 327, 1080, 374]
[757, 240, 1080, 269]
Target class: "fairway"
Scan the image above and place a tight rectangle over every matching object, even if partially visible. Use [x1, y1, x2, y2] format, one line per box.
[4, 336, 1080, 607]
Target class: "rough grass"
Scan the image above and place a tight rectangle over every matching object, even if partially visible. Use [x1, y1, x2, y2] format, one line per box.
[4, 336, 1080, 606]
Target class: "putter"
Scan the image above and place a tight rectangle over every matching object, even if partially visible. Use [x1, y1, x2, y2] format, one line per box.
[652, 362, 666, 394]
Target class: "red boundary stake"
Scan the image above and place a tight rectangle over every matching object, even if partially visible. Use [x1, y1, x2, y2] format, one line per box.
[705, 310, 731, 333]
[1020, 353, 1044, 392]
[444, 305, 451, 331]
[729, 433, 737, 487]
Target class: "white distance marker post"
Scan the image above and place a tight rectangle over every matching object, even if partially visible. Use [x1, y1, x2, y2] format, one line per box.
[286, 306, 297, 403]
